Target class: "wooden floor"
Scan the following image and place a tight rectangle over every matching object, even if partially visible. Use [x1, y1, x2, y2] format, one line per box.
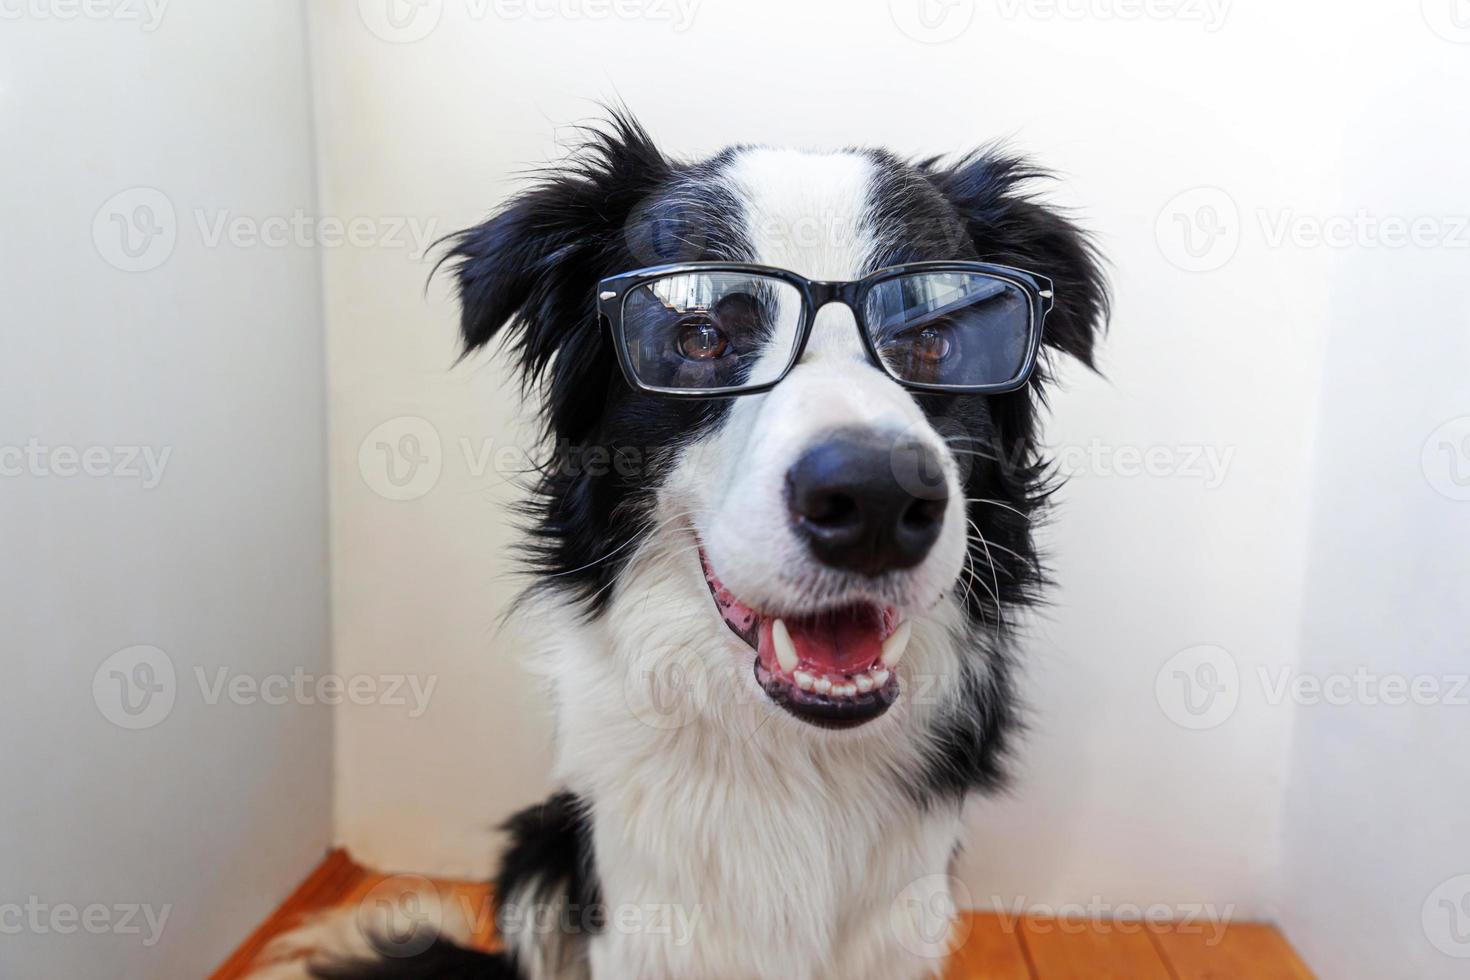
[214, 850, 1315, 979]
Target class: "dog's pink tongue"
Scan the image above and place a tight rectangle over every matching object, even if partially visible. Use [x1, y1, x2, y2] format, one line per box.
[758, 605, 887, 674]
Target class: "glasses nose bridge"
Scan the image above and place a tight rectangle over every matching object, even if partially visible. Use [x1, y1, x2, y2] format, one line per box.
[799, 280, 880, 369]
[806, 279, 867, 334]
[808, 279, 862, 309]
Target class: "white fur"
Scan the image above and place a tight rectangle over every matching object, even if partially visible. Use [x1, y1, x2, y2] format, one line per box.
[511, 149, 983, 980]
[697, 149, 970, 618]
[247, 887, 476, 979]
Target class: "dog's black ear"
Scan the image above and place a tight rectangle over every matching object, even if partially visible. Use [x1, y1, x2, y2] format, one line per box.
[922, 151, 1109, 371]
[442, 112, 673, 406]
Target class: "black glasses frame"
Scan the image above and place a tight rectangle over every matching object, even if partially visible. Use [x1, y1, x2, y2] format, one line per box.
[595, 261, 1055, 398]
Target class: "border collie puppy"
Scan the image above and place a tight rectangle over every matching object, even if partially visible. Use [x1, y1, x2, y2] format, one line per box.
[285, 113, 1106, 980]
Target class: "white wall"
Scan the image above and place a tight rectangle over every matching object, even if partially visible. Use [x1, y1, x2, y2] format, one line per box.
[313, 0, 1468, 953]
[0, 4, 332, 977]
[1274, 9, 1470, 977]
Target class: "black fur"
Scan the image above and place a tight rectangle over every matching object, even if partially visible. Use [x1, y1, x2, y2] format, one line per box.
[493, 792, 602, 938]
[309, 794, 597, 980]
[309, 939, 516, 980]
[862, 148, 1109, 801]
[442, 114, 751, 617]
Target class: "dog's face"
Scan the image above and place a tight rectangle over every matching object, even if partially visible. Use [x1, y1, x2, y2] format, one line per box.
[450, 117, 1105, 773]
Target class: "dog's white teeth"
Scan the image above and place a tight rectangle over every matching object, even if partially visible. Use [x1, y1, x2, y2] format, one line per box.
[854, 674, 874, 694]
[814, 676, 833, 695]
[871, 668, 890, 688]
[794, 670, 815, 691]
[880, 620, 912, 669]
[771, 618, 799, 673]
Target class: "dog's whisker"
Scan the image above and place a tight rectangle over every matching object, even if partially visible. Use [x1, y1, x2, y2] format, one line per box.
[965, 517, 1006, 629]
[539, 509, 712, 581]
[964, 497, 1033, 522]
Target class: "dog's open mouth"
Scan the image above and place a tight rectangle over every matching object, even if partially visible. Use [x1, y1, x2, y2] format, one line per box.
[700, 551, 906, 728]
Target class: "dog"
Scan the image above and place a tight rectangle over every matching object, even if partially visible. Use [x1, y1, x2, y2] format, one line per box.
[264, 112, 1106, 980]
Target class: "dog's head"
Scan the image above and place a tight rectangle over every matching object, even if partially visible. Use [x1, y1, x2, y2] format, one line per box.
[448, 114, 1105, 758]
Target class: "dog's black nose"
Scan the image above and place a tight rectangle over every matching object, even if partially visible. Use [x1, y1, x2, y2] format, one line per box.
[786, 430, 948, 576]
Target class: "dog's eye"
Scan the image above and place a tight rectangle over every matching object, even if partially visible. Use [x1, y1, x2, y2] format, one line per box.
[675, 315, 730, 361]
[909, 324, 953, 363]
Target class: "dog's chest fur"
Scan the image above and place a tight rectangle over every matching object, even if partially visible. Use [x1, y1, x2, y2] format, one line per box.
[520, 544, 969, 980]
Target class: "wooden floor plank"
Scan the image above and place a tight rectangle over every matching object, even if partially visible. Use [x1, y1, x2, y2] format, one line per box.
[214, 852, 1316, 980]
[944, 914, 1034, 980]
[210, 848, 364, 980]
[447, 881, 498, 950]
[1151, 921, 1316, 980]
[1019, 917, 1173, 979]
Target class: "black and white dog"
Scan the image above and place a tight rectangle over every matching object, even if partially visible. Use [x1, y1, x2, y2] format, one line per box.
[272, 113, 1106, 980]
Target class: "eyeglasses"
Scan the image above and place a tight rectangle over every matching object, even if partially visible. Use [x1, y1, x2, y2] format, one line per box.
[596, 261, 1054, 398]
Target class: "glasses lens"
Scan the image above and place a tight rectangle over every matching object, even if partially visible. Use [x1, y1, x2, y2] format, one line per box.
[864, 272, 1034, 388]
[619, 272, 803, 392]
